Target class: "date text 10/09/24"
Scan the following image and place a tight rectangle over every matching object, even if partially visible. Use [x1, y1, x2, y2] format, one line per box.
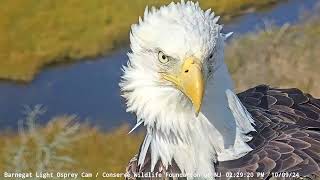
[224, 172, 300, 178]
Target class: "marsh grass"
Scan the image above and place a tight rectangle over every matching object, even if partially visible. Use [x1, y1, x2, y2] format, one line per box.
[226, 11, 320, 97]
[0, 0, 278, 82]
[1, 2, 320, 179]
[3, 105, 81, 173]
[0, 106, 143, 179]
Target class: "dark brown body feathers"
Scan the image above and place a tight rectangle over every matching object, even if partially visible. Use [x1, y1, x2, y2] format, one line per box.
[126, 85, 320, 180]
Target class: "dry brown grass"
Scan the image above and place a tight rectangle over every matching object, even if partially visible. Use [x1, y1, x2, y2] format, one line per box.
[0, 113, 143, 179]
[0, 0, 278, 82]
[226, 15, 320, 97]
[69, 124, 143, 174]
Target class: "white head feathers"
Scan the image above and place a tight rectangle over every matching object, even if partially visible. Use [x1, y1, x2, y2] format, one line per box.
[129, 1, 222, 59]
[120, 1, 229, 138]
[120, 1, 255, 174]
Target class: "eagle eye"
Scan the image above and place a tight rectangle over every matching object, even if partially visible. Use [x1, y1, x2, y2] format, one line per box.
[209, 53, 213, 59]
[158, 51, 169, 63]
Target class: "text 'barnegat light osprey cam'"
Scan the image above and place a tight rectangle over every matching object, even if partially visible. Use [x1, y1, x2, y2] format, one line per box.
[119, 1, 320, 179]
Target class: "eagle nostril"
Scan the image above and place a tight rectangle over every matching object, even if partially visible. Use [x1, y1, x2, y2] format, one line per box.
[184, 69, 189, 73]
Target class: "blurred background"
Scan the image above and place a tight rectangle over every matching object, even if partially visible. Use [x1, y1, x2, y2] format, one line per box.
[0, 0, 319, 179]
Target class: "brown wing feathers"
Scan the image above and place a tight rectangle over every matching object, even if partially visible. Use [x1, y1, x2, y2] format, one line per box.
[126, 85, 320, 179]
[216, 85, 320, 179]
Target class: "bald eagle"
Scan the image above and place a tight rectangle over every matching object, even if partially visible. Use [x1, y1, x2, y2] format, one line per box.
[120, 1, 320, 179]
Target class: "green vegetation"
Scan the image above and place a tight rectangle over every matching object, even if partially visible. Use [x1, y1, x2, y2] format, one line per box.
[0, 0, 277, 82]
[226, 13, 320, 97]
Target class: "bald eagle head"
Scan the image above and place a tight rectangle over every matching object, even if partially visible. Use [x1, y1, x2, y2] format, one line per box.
[120, 1, 257, 173]
[120, 1, 230, 135]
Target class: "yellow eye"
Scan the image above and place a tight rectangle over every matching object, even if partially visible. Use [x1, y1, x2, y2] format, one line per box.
[158, 51, 169, 63]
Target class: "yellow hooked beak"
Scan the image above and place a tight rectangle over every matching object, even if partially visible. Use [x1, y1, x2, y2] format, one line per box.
[162, 57, 204, 116]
